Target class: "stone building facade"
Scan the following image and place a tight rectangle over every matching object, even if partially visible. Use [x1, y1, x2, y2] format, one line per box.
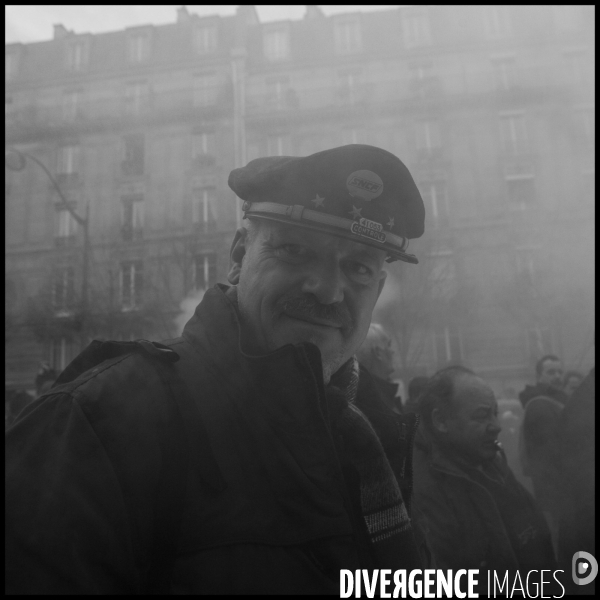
[5, 5, 595, 395]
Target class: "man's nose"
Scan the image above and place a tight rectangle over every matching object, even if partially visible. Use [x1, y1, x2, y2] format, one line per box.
[301, 262, 345, 305]
[488, 416, 502, 435]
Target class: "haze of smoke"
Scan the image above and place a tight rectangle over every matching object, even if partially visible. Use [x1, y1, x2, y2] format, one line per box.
[173, 288, 206, 335]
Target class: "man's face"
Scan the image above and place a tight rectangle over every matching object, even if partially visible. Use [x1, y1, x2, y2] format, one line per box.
[229, 220, 387, 383]
[437, 374, 501, 465]
[538, 359, 563, 391]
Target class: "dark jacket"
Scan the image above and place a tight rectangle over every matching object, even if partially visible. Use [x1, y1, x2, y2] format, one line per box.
[366, 372, 402, 414]
[519, 395, 564, 515]
[558, 367, 595, 563]
[6, 285, 421, 594]
[519, 382, 568, 409]
[411, 426, 556, 591]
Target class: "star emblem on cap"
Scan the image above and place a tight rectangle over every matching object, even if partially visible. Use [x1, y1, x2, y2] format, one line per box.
[387, 217, 395, 230]
[349, 206, 362, 220]
[311, 193, 325, 208]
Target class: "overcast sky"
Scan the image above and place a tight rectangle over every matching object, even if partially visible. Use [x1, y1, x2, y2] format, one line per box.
[5, 5, 398, 44]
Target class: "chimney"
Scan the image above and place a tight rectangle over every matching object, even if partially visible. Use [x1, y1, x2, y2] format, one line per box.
[305, 5, 324, 20]
[53, 24, 70, 39]
[177, 6, 190, 23]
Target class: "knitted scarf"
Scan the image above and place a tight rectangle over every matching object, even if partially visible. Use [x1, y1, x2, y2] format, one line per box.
[328, 357, 413, 568]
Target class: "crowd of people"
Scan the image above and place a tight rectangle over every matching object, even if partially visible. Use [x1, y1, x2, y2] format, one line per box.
[5, 144, 595, 594]
[363, 332, 594, 595]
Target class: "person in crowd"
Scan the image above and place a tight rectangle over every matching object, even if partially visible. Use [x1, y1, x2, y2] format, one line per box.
[558, 366, 595, 595]
[404, 375, 429, 414]
[356, 322, 402, 414]
[34, 361, 58, 398]
[412, 366, 557, 592]
[518, 356, 568, 553]
[519, 354, 568, 408]
[6, 144, 426, 594]
[563, 369, 584, 399]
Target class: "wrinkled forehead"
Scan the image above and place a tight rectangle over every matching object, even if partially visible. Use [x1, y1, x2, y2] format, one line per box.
[453, 374, 497, 411]
[257, 219, 388, 264]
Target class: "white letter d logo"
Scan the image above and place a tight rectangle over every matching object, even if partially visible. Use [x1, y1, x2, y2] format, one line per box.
[572, 551, 598, 586]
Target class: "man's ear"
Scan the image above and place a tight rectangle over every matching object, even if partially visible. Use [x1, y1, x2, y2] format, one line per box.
[227, 227, 249, 285]
[431, 408, 449, 433]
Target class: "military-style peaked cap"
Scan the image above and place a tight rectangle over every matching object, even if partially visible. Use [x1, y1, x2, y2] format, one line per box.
[228, 144, 425, 264]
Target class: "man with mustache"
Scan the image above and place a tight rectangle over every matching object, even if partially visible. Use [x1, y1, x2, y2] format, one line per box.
[6, 145, 426, 593]
[411, 366, 557, 593]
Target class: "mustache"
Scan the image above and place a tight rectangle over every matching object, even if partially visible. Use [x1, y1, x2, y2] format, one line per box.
[276, 295, 354, 330]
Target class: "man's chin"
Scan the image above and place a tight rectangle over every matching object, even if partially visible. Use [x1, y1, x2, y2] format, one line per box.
[275, 320, 342, 350]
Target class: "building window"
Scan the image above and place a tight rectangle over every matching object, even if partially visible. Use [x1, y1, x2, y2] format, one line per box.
[416, 120, 442, 155]
[120, 260, 143, 310]
[50, 337, 73, 372]
[421, 181, 449, 224]
[62, 89, 83, 122]
[194, 253, 217, 291]
[128, 31, 151, 63]
[66, 39, 89, 71]
[491, 55, 518, 91]
[409, 62, 440, 97]
[193, 72, 217, 107]
[192, 187, 216, 230]
[506, 175, 536, 207]
[193, 23, 218, 54]
[121, 194, 144, 241]
[403, 13, 432, 49]
[52, 267, 75, 315]
[553, 6, 582, 33]
[334, 17, 362, 55]
[125, 82, 151, 116]
[336, 70, 362, 105]
[263, 28, 290, 62]
[499, 112, 528, 155]
[191, 131, 216, 160]
[267, 134, 291, 157]
[55, 207, 78, 240]
[516, 247, 537, 287]
[483, 6, 511, 39]
[5, 51, 19, 81]
[265, 76, 291, 109]
[122, 134, 145, 176]
[433, 325, 462, 366]
[56, 145, 80, 176]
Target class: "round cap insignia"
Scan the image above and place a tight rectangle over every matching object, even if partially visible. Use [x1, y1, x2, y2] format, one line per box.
[346, 170, 384, 202]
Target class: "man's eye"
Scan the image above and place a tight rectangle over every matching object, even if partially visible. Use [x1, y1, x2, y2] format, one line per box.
[349, 262, 373, 277]
[277, 244, 308, 258]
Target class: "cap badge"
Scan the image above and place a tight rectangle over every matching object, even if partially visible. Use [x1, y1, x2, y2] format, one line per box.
[351, 217, 387, 244]
[311, 193, 325, 208]
[349, 206, 362, 219]
[346, 170, 384, 202]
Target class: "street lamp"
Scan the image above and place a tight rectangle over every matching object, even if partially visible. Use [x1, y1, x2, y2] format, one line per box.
[5, 147, 91, 350]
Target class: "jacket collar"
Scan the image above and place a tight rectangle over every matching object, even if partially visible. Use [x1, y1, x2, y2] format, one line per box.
[415, 425, 506, 485]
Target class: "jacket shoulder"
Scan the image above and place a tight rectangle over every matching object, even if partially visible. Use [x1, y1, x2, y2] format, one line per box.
[21, 350, 174, 433]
